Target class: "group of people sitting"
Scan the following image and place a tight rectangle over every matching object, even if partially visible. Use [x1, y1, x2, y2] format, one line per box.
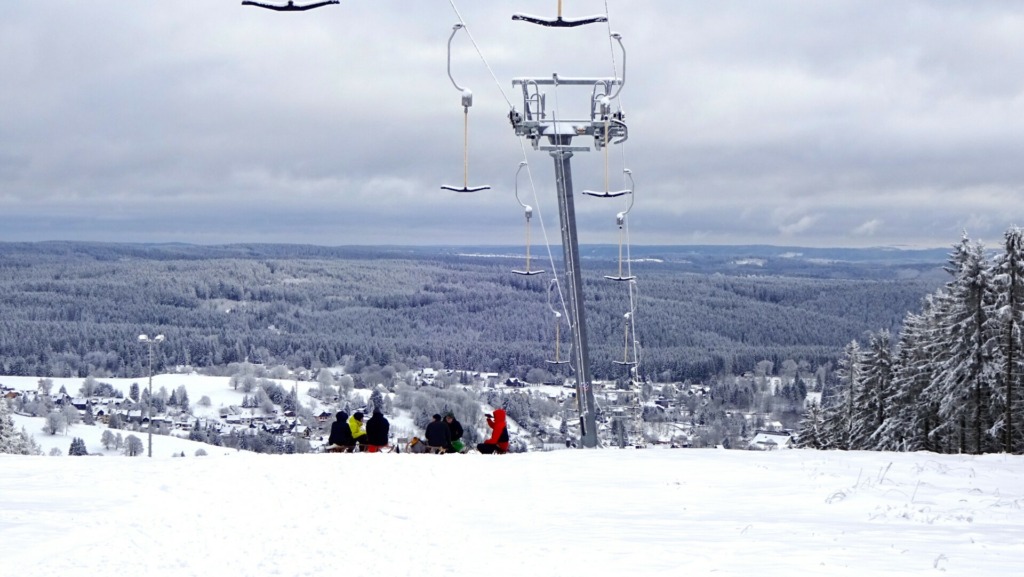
[326, 407, 509, 454]
[326, 409, 391, 452]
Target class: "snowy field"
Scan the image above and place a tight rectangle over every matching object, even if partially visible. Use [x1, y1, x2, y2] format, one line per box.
[2, 449, 1022, 577]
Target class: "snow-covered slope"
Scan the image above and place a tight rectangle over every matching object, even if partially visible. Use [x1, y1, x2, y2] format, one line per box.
[2, 449, 1021, 576]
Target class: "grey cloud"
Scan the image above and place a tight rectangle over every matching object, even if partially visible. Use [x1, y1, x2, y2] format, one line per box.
[1, 1, 1023, 248]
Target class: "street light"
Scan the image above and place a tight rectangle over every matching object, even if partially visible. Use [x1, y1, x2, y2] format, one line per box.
[138, 334, 165, 458]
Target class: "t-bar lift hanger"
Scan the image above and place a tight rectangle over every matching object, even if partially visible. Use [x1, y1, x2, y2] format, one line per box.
[441, 24, 491, 194]
[511, 162, 544, 276]
[241, 1, 339, 11]
[512, 0, 607, 28]
[604, 169, 637, 282]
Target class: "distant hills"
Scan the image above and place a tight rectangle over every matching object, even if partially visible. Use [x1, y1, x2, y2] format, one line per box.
[0, 241, 949, 381]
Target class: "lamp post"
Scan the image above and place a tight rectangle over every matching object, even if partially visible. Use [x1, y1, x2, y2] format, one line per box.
[138, 334, 165, 458]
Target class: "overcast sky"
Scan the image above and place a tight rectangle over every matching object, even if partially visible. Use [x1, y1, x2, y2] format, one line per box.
[1, 1, 1022, 248]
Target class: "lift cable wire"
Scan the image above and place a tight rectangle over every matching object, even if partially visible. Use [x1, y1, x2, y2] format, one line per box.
[445, 0, 572, 350]
[446, 0, 642, 393]
[602, 1, 641, 367]
[445, 0, 515, 110]
[604, 2, 645, 445]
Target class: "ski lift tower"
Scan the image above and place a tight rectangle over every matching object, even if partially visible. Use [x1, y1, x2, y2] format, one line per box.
[508, 35, 628, 448]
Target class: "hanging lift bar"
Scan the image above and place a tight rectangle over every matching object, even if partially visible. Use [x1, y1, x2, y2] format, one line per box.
[512, 0, 607, 28]
[612, 312, 637, 366]
[582, 33, 631, 197]
[581, 107, 629, 197]
[441, 24, 491, 194]
[545, 279, 571, 365]
[604, 169, 636, 282]
[241, 1, 339, 11]
[512, 162, 544, 276]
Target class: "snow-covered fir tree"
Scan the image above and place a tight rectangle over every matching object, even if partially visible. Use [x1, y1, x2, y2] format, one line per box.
[926, 235, 998, 454]
[803, 229, 1024, 455]
[873, 302, 942, 451]
[988, 227, 1024, 453]
[820, 340, 862, 449]
[0, 400, 35, 455]
[795, 400, 825, 449]
[68, 437, 88, 456]
[849, 329, 893, 450]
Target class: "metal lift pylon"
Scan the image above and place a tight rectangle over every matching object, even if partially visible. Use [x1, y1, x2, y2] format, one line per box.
[508, 34, 628, 448]
[550, 134, 600, 447]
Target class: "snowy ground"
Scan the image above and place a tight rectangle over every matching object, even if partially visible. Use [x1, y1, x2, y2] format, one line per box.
[2, 449, 1022, 576]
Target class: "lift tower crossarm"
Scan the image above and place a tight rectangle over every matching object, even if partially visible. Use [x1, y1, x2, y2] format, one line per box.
[512, 76, 622, 86]
[510, 76, 627, 151]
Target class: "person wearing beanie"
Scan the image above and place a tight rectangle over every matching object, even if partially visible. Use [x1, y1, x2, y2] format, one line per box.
[365, 409, 390, 453]
[424, 413, 451, 453]
[444, 412, 465, 453]
[477, 408, 509, 454]
[347, 411, 368, 448]
[327, 411, 355, 451]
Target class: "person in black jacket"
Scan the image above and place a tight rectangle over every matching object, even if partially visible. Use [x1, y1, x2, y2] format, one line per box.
[444, 412, 465, 453]
[423, 414, 451, 453]
[327, 411, 355, 451]
[365, 409, 390, 452]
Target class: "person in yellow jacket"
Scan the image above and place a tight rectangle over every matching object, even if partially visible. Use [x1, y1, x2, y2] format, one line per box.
[348, 411, 368, 448]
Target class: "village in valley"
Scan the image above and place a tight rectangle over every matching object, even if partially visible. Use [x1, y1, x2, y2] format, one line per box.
[3, 363, 806, 455]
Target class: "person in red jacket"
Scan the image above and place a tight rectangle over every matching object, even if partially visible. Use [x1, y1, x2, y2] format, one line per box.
[477, 408, 509, 454]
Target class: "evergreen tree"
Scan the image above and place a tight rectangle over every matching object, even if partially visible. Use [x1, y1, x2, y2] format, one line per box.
[188, 422, 207, 443]
[369, 387, 385, 414]
[821, 340, 861, 449]
[282, 387, 298, 413]
[796, 400, 825, 449]
[926, 236, 998, 454]
[874, 302, 941, 451]
[0, 400, 33, 455]
[989, 227, 1024, 453]
[68, 437, 88, 456]
[850, 330, 893, 449]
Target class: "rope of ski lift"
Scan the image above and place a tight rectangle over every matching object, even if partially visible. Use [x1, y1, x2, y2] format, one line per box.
[445, 0, 573, 369]
[600, 4, 645, 446]
[445, 0, 515, 110]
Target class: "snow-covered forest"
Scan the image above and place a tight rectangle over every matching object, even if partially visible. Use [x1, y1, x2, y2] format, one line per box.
[802, 229, 1024, 455]
[0, 242, 940, 383]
